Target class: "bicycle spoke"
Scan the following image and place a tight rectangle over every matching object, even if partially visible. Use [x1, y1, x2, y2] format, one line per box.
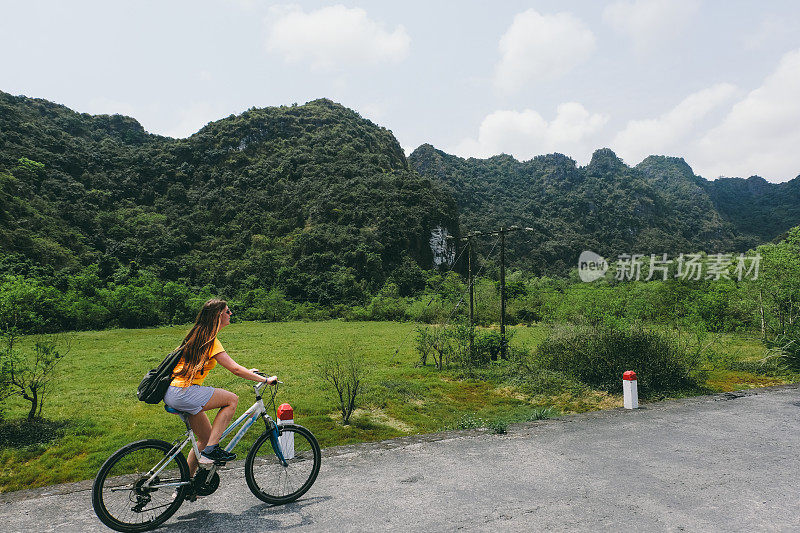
[245, 425, 320, 504]
[92, 440, 189, 531]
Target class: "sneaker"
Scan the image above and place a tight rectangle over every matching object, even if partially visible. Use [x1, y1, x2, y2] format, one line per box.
[199, 447, 236, 464]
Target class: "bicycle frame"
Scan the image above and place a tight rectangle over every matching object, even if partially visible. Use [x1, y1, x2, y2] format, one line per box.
[140, 380, 279, 491]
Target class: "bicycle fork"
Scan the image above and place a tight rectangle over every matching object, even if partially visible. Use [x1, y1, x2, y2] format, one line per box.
[264, 415, 289, 466]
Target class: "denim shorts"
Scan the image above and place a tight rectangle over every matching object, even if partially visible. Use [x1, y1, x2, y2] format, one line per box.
[163, 385, 215, 415]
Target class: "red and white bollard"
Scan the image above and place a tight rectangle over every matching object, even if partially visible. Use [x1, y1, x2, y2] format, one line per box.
[623, 371, 639, 409]
[277, 403, 294, 459]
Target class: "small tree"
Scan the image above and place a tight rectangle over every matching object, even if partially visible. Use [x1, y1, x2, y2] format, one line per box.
[318, 349, 366, 425]
[415, 322, 499, 370]
[0, 329, 69, 421]
[425, 325, 451, 370]
[414, 326, 432, 366]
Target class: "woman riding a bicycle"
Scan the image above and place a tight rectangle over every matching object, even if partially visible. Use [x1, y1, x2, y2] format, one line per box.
[93, 298, 320, 532]
[165, 298, 276, 473]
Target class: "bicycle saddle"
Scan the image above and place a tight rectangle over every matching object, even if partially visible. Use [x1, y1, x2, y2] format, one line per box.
[164, 405, 189, 416]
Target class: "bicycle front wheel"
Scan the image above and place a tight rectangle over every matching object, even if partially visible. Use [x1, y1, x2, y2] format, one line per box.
[92, 439, 190, 532]
[245, 423, 321, 504]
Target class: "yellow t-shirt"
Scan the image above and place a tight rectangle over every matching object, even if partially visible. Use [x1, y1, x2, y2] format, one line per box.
[170, 338, 225, 387]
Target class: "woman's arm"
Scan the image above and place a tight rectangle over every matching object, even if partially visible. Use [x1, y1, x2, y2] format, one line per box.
[214, 352, 276, 384]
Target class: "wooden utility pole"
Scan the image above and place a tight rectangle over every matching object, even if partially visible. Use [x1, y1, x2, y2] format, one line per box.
[467, 235, 474, 358]
[500, 227, 506, 360]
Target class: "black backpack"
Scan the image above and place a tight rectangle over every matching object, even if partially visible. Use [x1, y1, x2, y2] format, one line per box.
[137, 348, 184, 404]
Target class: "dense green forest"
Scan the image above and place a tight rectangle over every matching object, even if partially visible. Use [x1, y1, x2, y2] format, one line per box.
[0, 91, 456, 312]
[409, 144, 800, 275]
[1, 90, 800, 332]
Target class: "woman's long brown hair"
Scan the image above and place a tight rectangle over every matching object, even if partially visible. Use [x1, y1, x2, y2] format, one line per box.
[175, 299, 227, 385]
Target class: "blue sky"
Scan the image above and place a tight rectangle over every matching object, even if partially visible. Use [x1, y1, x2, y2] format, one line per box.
[2, 1, 799, 182]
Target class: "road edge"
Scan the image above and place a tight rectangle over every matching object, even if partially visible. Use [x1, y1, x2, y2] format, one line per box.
[2, 383, 797, 504]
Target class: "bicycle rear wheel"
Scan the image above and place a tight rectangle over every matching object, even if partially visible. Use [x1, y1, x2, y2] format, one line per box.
[92, 439, 189, 532]
[245, 424, 321, 504]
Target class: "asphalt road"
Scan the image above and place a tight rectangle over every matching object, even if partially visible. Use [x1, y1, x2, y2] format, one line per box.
[3, 385, 799, 532]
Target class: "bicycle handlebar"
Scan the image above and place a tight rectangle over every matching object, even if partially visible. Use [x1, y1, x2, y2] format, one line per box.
[253, 375, 282, 396]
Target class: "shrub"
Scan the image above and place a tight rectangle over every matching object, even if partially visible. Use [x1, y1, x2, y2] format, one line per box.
[535, 323, 702, 395]
[345, 305, 371, 321]
[487, 418, 509, 434]
[160, 281, 198, 324]
[765, 324, 800, 370]
[528, 406, 557, 421]
[473, 329, 506, 363]
[365, 294, 408, 321]
[473, 278, 500, 326]
[67, 297, 111, 331]
[414, 324, 451, 370]
[405, 295, 454, 323]
[413, 324, 512, 369]
[317, 348, 366, 425]
[414, 326, 433, 366]
[0, 276, 68, 332]
[240, 288, 294, 321]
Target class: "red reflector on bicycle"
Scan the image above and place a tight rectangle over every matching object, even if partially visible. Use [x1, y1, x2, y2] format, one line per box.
[278, 403, 294, 420]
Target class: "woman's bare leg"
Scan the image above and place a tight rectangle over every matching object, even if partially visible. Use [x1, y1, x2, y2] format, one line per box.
[200, 388, 239, 448]
[185, 389, 238, 475]
[186, 413, 211, 476]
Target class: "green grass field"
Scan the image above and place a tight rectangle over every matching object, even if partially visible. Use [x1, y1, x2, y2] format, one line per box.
[0, 320, 794, 493]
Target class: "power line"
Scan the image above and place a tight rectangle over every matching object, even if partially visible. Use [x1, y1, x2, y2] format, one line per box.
[450, 226, 532, 359]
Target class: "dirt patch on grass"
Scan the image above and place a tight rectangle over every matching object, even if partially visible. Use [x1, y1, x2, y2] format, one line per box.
[537, 391, 623, 413]
[706, 370, 785, 392]
[445, 382, 493, 405]
[328, 407, 415, 433]
[492, 386, 529, 402]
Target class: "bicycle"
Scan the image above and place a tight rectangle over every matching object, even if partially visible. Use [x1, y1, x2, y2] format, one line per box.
[91, 378, 321, 532]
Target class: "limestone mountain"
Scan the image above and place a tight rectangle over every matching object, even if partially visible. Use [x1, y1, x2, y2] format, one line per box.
[0, 91, 457, 302]
[409, 144, 798, 274]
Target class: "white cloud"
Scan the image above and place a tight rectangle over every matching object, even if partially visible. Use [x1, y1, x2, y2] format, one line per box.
[603, 0, 699, 52]
[452, 103, 608, 163]
[493, 9, 595, 93]
[612, 83, 737, 165]
[692, 48, 800, 181]
[265, 5, 410, 70]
